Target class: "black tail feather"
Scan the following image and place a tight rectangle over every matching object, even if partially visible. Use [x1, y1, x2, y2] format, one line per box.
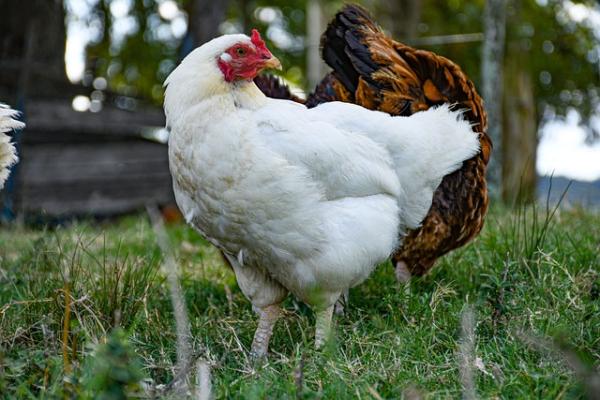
[253, 75, 303, 103]
[305, 73, 340, 108]
[321, 4, 380, 95]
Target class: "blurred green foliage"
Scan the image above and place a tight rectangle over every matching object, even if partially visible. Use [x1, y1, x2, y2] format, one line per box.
[415, 0, 599, 125]
[81, 328, 144, 399]
[79, 0, 600, 129]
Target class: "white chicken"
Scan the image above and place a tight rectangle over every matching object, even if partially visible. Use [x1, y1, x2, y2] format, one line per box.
[164, 30, 479, 357]
[0, 104, 23, 190]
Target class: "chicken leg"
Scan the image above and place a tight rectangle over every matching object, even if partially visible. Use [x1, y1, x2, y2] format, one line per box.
[224, 253, 288, 358]
[334, 289, 349, 316]
[395, 260, 412, 283]
[315, 305, 335, 349]
[251, 304, 281, 358]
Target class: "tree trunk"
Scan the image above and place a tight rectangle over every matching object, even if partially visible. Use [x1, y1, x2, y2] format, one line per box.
[0, 0, 67, 101]
[376, 0, 422, 41]
[502, 49, 537, 204]
[186, 0, 230, 46]
[481, 0, 508, 196]
[239, 0, 250, 33]
[392, 0, 422, 41]
[306, 0, 327, 89]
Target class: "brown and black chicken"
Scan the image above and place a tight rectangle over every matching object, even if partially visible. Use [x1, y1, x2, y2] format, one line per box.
[255, 4, 492, 282]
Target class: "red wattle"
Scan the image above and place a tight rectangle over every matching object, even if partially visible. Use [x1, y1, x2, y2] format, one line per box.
[218, 58, 235, 82]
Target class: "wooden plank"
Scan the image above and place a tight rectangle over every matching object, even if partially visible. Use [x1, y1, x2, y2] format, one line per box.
[21, 193, 173, 216]
[20, 179, 174, 216]
[20, 131, 142, 145]
[16, 141, 175, 216]
[21, 176, 173, 197]
[21, 180, 173, 202]
[19, 142, 170, 184]
[25, 100, 165, 138]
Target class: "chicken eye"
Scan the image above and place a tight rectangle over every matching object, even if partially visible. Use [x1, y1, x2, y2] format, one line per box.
[236, 47, 247, 56]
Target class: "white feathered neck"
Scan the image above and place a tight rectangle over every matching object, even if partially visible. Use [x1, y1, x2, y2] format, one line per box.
[164, 34, 267, 127]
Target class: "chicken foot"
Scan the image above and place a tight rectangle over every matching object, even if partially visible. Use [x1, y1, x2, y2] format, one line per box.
[250, 304, 281, 359]
[314, 305, 335, 349]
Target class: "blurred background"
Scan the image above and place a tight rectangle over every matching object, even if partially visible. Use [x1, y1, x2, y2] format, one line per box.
[0, 0, 599, 222]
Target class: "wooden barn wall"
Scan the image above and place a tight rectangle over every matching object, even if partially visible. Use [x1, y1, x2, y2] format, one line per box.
[16, 134, 174, 217]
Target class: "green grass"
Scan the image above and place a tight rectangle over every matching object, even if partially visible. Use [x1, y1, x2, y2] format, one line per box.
[0, 205, 598, 399]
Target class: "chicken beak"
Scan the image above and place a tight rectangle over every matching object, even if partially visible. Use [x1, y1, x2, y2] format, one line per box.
[263, 56, 282, 71]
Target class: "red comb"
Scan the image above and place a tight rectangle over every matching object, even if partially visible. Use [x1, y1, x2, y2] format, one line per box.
[251, 29, 270, 55]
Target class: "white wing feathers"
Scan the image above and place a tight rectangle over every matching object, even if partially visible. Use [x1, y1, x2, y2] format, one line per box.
[254, 100, 401, 202]
[311, 102, 479, 229]
[0, 104, 24, 190]
[257, 100, 479, 231]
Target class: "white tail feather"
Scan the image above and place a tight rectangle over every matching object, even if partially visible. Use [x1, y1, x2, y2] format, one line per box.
[0, 104, 24, 190]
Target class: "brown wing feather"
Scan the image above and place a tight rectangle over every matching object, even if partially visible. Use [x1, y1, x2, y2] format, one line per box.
[254, 73, 351, 109]
[320, 4, 492, 277]
[305, 73, 352, 107]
